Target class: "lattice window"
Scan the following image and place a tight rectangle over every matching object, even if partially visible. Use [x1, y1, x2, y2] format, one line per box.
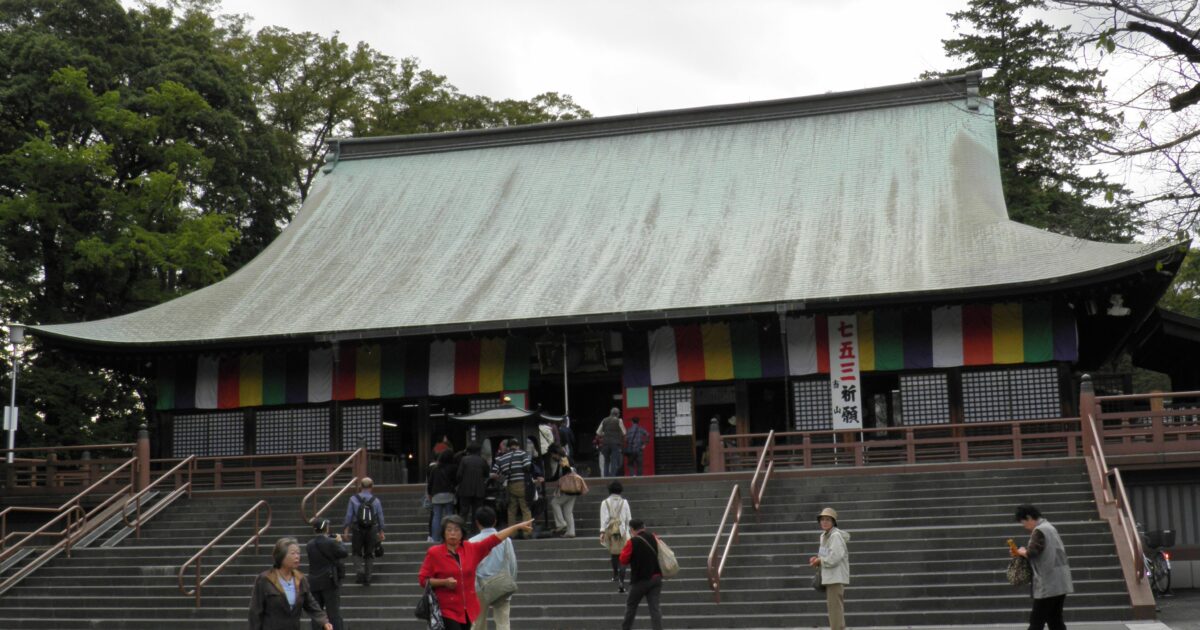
[793, 379, 832, 431]
[899, 373, 951, 425]
[341, 404, 382, 450]
[652, 387, 692, 438]
[172, 412, 243, 457]
[469, 396, 506, 414]
[1009, 368, 1062, 420]
[256, 407, 330, 454]
[963, 367, 1062, 422]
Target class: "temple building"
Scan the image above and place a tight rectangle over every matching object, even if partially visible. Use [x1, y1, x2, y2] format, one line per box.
[28, 72, 1186, 478]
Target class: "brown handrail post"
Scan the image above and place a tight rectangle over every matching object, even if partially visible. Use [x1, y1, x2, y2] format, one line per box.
[46, 452, 57, 488]
[136, 423, 151, 491]
[354, 439, 368, 480]
[1079, 374, 1097, 448]
[707, 419, 725, 473]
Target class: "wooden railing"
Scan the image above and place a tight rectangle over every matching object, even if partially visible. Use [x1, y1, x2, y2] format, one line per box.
[121, 455, 195, 539]
[1081, 379, 1156, 619]
[150, 450, 399, 492]
[706, 484, 742, 604]
[301, 448, 365, 524]
[1093, 390, 1200, 457]
[178, 500, 272, 607]
[1, 443, 136, 491]
[748, 430, 775, 517]
[718, 417, 1081, 472]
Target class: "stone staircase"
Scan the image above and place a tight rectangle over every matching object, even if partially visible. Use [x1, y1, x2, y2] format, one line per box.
[0, 463, 1134, 628]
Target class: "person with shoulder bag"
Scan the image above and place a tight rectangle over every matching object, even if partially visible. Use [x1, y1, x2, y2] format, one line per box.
[249, 538, 332, 630]
[599, 481, 632, 592]
[1014, 504, 1073, 630]
[305, 519, 348, 630]
[618, 519, 664, 630]
[808, 507, 851, 630]
[469, 507, 519, 630]
[551, 455, 588, 538]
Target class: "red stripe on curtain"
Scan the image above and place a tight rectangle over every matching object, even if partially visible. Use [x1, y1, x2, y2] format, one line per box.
[674, 325, 706, 382]
[217, 357, 240, 409]
[332, 346, 357, 401]
[455, 340, 482, 395]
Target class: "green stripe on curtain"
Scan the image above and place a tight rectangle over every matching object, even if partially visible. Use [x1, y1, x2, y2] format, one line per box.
[729, 320, 763, 379]
[873, 309, 904, 371]
[262, 352, 287, 406]
[1022, 301, 1054, 363]
[380, 343, 406, 398]
[156, 361, 175, 411]
[502, 337, 531, 391]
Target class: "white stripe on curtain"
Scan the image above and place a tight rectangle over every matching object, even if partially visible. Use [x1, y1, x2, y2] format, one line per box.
[786, 316, 818, 376]
[428, 340, 456, 396]
[931, 306, 964, 367]
[307, 348, 333, 403]
[194, 356, 219, 409]
[648, 327, 680, 386]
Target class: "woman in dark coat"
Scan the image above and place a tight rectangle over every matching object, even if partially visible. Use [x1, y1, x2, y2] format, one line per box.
[248, 538, 332, 630]
[427, 449, 458, 543]
[456, 442, 489, 525]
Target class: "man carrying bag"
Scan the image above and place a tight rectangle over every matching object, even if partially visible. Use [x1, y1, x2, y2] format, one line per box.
[469, 507, 518, 630]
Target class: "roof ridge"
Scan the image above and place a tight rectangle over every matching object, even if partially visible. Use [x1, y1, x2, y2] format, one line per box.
[329, 72, 983, 162]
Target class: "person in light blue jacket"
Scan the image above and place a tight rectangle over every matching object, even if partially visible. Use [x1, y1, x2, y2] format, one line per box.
[470, 507, 518, 630]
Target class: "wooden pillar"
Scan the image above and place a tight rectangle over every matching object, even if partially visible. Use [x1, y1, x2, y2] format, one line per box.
[707, 418, 724, 473]
[136, 423, 151, 491]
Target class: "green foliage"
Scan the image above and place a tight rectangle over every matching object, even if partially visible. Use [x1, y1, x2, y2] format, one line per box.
[0, 0, 589, 447]
[925, 0, 1139, 242]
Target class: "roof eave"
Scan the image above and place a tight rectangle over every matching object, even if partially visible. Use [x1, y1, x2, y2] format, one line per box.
[28, 239, 1186, 355]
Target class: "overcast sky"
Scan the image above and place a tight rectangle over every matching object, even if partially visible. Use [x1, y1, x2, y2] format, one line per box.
[210, 0, 973, 117]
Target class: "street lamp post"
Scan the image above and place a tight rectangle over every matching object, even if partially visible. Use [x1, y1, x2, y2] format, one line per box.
[5, 323, 24, 464]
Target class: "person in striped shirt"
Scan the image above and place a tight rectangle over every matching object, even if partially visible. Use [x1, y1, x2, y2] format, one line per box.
[491, 439, 534, 538]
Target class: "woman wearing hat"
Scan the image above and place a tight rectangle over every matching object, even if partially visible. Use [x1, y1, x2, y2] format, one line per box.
[808, 507, 851, 630]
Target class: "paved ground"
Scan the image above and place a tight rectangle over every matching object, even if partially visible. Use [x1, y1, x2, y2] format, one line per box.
[746, 588, 1200, 630]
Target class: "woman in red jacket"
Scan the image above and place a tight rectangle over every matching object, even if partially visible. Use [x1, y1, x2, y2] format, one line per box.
[418, 514, 533, 629]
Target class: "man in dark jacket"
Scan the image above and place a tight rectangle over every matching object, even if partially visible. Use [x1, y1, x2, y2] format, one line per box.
[618, 519, 663, 630]
[456, 442, 489, 527]
[306, 519, 348, 630]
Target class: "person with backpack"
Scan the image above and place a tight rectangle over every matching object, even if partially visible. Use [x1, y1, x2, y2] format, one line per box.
[618, 519, 665, 630]
[491, 438, 534, 539]
[342, 477, 385, 586]
[551, 454, 588, 538]
[599, 480, 632, 592]
[469, 507, 518, 630]
[596, 408, 626, 477]
[623, 417, 649, 477]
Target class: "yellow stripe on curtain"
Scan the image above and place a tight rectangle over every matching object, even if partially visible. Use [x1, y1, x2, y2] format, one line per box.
[355, 345, 382, 399]
[857, 312, 875, 371]
[239, 354, 263, 407]
[478, 339, 507, 393]
[701, 323, 734, 380]
[992, 303, 1024, 364]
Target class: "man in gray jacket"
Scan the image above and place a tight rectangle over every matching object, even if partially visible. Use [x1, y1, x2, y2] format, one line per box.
[1016, 504, 1073, 630]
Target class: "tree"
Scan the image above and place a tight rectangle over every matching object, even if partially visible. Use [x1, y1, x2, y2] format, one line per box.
[0, 0, 282, 446]
[926, 0, 1140, 242]
[1052, 0, 1200, 229]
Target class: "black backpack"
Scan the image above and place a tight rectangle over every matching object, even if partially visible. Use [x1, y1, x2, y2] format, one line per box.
[354, 493, 378, 528]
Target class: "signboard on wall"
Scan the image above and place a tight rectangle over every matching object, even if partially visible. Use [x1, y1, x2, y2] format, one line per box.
[828, 314, 863, 431]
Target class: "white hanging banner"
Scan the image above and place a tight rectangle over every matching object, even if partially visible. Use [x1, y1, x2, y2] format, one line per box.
[2, 406, 16, 431]
[828, 315, 863, 431]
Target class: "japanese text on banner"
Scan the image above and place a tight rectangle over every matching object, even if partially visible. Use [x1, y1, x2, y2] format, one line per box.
[828, 314, 862, 431]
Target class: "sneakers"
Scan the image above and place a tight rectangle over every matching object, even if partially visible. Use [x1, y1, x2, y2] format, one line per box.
[618, 585, 627, 594]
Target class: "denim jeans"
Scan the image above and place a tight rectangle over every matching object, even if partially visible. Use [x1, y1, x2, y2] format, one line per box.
[431, 502, 455, 542]
[603, 443, 623, 477]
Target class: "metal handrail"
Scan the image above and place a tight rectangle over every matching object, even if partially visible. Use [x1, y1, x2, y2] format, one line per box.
[0, 456, 136, 550]
[58, 457, 137, 511]
[178, 500, 272, 608]
[706, 484, 742, 603]
[301, 448, 364, 524]
[749, 430, 775, 516]
[0, 504, 86, 565]
[121, 455, 195, 538]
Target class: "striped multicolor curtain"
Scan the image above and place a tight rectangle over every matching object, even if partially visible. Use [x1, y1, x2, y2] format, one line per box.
[157, 337, 531, 410]
[636, 301, 1077, 386]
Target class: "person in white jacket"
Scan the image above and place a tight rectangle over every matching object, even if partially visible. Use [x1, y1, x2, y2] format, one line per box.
[599, 481, 632, 592]
[808, 507, 850, 630]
